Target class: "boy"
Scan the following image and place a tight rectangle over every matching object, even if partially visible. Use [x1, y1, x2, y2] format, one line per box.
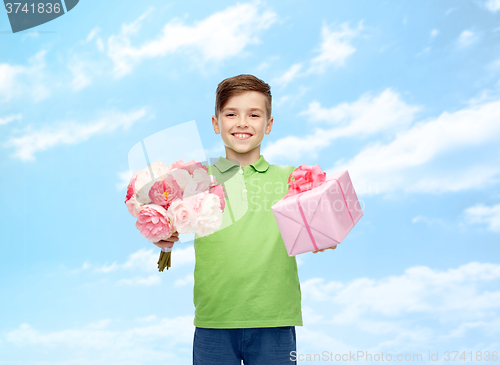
[155, 74, 335, 364]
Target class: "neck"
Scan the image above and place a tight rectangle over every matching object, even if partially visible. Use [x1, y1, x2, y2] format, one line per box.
[224, 146, 261, 167]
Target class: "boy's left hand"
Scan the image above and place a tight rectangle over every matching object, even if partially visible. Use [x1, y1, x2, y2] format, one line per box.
[313, 245, 337, 253]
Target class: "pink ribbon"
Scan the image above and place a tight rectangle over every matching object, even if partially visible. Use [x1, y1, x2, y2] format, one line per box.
[294, 179, 355, 251]
[332, 178, 355, 226]
[296, 194, 319, 251]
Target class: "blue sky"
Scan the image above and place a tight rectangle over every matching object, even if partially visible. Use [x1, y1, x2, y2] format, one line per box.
[1, 0, 500, 364]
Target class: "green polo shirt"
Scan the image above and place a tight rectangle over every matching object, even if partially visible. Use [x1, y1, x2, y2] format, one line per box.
[193, 154, 303, 328]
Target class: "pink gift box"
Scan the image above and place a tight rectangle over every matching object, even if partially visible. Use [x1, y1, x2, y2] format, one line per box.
[271, 170, 363, 256]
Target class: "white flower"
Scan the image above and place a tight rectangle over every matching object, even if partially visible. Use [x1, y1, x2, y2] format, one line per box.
[168, 198, 198, 234]
[195, 194, 223, 237]
[183, 182, 202, 199]
[168, 168, 193, 191]
[192, 168, 211, 191]
[134, 168, 154, 205]
[150, 161, 171, 179]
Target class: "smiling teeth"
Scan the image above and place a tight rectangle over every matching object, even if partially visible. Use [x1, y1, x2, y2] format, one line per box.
[234, 134, 251, 138]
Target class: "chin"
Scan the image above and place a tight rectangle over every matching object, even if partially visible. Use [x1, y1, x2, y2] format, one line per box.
[231, 147, 253, 154]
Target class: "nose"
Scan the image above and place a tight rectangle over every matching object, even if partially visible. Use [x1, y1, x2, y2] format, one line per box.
[237, 116, 250, 128]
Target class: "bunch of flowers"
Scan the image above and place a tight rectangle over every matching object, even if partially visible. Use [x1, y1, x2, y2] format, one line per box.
[125, 158, 226, 271]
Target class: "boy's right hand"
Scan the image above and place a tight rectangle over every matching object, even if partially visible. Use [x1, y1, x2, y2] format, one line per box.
[153, 231, 179, 248]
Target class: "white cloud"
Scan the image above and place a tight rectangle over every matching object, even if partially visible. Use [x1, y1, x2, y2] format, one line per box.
[85, 27, 101, 42]
[295, 254, 304, 267]
[0, 63, 24, 102]
[84, 319, 112, 330]
[174, 273, 194, 287]
[298, 262, 500, 355]
[116, 169, 133, 191]
[0, 113, 22, 126]
[2, 108, 151, 162]
[485, 0, 500, 12]
[430, 29, 439, 38]
[273, 63, 303, 87]
[302, 88, 418, 130]
[136, 315, 158, 323]
[204, 143, 225, 161]
[121, 248, 163, 271]
[5, 316, 194, 364]
[69, 58, 92, 91]
[416, 46, 431, 57]
[307, 21, 363, 73]
[301, 262, 500, 326]
[79, 246, 195, 274]
[488, 59, 500, 73]
[106, 2, 277, 78]
[445, 7, 456, 16]
[457, 30, 478, 48]
[266, 89, 500, 196]
[464, 203, 500, 233]
[301, 305, 324, 325]
[274, 21, 363, 86]
[329, 96, 500, 195]
[412, 215, 446, 226]
[0, 50, 50, 104]
[65, 28, 109, 90]
[116, 274, 161, 286]
[274, 86, 309, 107]
[264, 88, 419, 160]
[295, 326, 354, 355]
[439, 317, 500, 340]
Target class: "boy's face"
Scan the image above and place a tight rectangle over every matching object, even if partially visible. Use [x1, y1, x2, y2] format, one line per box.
[212, 91, 273, 156]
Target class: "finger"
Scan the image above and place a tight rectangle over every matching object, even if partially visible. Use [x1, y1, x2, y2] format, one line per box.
[154, 240, 174, 248]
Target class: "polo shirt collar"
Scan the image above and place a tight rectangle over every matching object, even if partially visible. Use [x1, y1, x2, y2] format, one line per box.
[213, 154, 270, 173]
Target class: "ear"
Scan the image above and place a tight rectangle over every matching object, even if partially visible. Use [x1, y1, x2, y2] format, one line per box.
[212, 115, 220, 134]
[265, 116, 273, 134]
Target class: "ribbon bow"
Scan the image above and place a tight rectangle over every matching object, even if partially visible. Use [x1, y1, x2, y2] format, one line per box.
[284, 163, 326, 199]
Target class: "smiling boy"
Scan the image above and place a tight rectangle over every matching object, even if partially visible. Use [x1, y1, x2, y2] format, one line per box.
[155, 74, 335, 364]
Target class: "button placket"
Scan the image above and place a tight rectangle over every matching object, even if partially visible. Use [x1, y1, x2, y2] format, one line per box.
[243, 169, 248, 193]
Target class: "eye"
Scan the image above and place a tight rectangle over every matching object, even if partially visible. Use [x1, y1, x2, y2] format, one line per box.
[226, 113, 235, 117]
[251, 114, 259, 117]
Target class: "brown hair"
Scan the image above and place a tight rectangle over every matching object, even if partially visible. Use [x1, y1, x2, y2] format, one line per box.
[215, 74, 272, 120]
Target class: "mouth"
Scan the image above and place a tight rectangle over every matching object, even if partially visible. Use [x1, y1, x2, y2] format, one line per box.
[231, 133, 253, 140]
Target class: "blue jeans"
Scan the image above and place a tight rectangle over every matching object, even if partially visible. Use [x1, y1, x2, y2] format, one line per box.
[193, 326, 297, 365]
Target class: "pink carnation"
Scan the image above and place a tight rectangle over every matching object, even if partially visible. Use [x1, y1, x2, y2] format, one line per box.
[185, 160, 209, 175]
[209, 184, 226, 212]
[148, 174, 183, 209]
[125, 175, 137, 203]
[135, 204, 174, 242]
[171, 158, 209, 175]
